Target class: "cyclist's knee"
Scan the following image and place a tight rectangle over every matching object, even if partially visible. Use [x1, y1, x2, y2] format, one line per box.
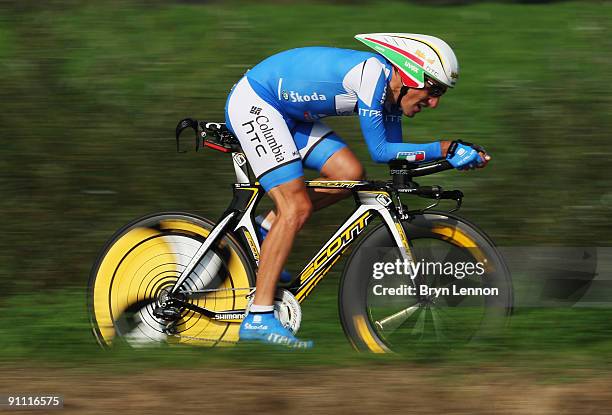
[324, 162, 365, 182]
[278, 198, 312, 231]
[268, 180, 313, 231]
[343, 163, 366, 181]
[321, 147, 366, 181]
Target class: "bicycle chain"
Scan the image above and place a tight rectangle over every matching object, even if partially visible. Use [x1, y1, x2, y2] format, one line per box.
[161, 287, 255, 345]
[166, 288, 299, 345]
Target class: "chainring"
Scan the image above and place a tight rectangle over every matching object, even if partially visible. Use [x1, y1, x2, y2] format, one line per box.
[247, 288, 302, 334]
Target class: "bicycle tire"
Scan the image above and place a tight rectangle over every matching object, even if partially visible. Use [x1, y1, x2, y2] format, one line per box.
[339, 211, 512, 353]
[88, 212, 256, 348]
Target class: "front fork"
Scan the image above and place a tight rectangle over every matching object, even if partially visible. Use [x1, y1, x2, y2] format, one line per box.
[370, 192, 435, 333]
[378, 190, 431, 299]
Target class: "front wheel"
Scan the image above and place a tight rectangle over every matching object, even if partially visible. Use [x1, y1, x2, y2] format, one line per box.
[339, 212, 512, 353]
[88, 212, 256, 348]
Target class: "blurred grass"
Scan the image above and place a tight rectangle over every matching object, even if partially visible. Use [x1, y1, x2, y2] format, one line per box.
[2, 282, 612, 373]
[1, 1, 611, 369]
[1, 1, 612, 290]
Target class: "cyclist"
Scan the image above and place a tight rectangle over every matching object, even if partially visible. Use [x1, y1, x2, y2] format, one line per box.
[225, 33, 490, 348]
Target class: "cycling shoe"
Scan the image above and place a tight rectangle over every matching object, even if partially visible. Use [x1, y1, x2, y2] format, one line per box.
[239, 312, 313, 349]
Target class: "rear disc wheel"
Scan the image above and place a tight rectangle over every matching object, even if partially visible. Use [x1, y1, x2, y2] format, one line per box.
[88, 212, 255, 348]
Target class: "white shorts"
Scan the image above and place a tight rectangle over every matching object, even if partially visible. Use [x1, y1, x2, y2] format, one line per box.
[224, 77, 346, 190]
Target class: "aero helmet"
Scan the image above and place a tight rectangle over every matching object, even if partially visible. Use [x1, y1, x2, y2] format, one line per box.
[355, 33, 459, 88]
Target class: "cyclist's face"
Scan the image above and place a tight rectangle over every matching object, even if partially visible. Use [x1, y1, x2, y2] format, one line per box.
[388, 69, 444, 117]
[400, 87, 441, 118]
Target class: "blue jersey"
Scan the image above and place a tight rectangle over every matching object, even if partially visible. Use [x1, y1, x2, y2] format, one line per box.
[244, 47, 441, 163]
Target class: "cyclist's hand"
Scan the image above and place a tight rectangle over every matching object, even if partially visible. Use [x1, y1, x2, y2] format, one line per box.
[445, 140, 490, 170]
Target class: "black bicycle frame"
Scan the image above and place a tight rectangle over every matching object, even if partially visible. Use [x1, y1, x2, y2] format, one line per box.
[166, 180, 415, 322]
[169, 121, 458, 322]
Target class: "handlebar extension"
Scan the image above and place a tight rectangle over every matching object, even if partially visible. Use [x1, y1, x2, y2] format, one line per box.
[415, 186, 464, 200]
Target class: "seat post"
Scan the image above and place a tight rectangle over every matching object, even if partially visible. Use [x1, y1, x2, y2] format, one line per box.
[232, 152, 251, 184]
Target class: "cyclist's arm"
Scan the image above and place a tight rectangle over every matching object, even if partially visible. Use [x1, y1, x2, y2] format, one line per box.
[357, 60, 442, 162]
[383, 108, 403, 143]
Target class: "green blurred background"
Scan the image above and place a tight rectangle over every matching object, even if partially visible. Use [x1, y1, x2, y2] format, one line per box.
[1, 0, 611, 368]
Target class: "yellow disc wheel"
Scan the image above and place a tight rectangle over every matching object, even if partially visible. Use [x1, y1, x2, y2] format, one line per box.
[88, 213, 255, 348]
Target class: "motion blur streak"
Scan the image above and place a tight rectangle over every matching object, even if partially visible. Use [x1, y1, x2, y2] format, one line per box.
[1, 2, 611, 413]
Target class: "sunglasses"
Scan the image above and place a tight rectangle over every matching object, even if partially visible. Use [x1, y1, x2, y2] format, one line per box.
[424, 77, 447, 98]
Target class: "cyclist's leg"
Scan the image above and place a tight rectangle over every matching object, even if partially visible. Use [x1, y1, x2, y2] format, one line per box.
[225, 77, 313, 346]
[258, 122, 364, 225]
[256, 179, 312, 304]
[298, 121, 365, 207]
[242, 179, 313, 348]
[308, 146, 365, 210]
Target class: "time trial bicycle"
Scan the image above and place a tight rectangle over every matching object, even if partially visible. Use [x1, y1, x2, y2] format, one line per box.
[88, 118, 512, 353]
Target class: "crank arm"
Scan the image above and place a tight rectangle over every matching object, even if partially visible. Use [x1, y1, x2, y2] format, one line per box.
[171, 297, 246, 322]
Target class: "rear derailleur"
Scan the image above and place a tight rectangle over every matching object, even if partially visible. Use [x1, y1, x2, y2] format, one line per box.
[153, 288, 184, 334]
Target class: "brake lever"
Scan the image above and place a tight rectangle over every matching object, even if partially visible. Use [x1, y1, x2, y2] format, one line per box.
[448, 196, 463, 213]
[175, 118, 202, 153]
[422, 196, 441, 212]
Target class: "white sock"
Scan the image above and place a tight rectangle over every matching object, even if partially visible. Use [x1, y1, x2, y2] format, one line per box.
[250, 304, 274, 313]
[255, 214, 272, 231]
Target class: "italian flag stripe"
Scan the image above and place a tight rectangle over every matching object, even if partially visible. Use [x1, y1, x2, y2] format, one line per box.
[364, 37, 425, 66]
